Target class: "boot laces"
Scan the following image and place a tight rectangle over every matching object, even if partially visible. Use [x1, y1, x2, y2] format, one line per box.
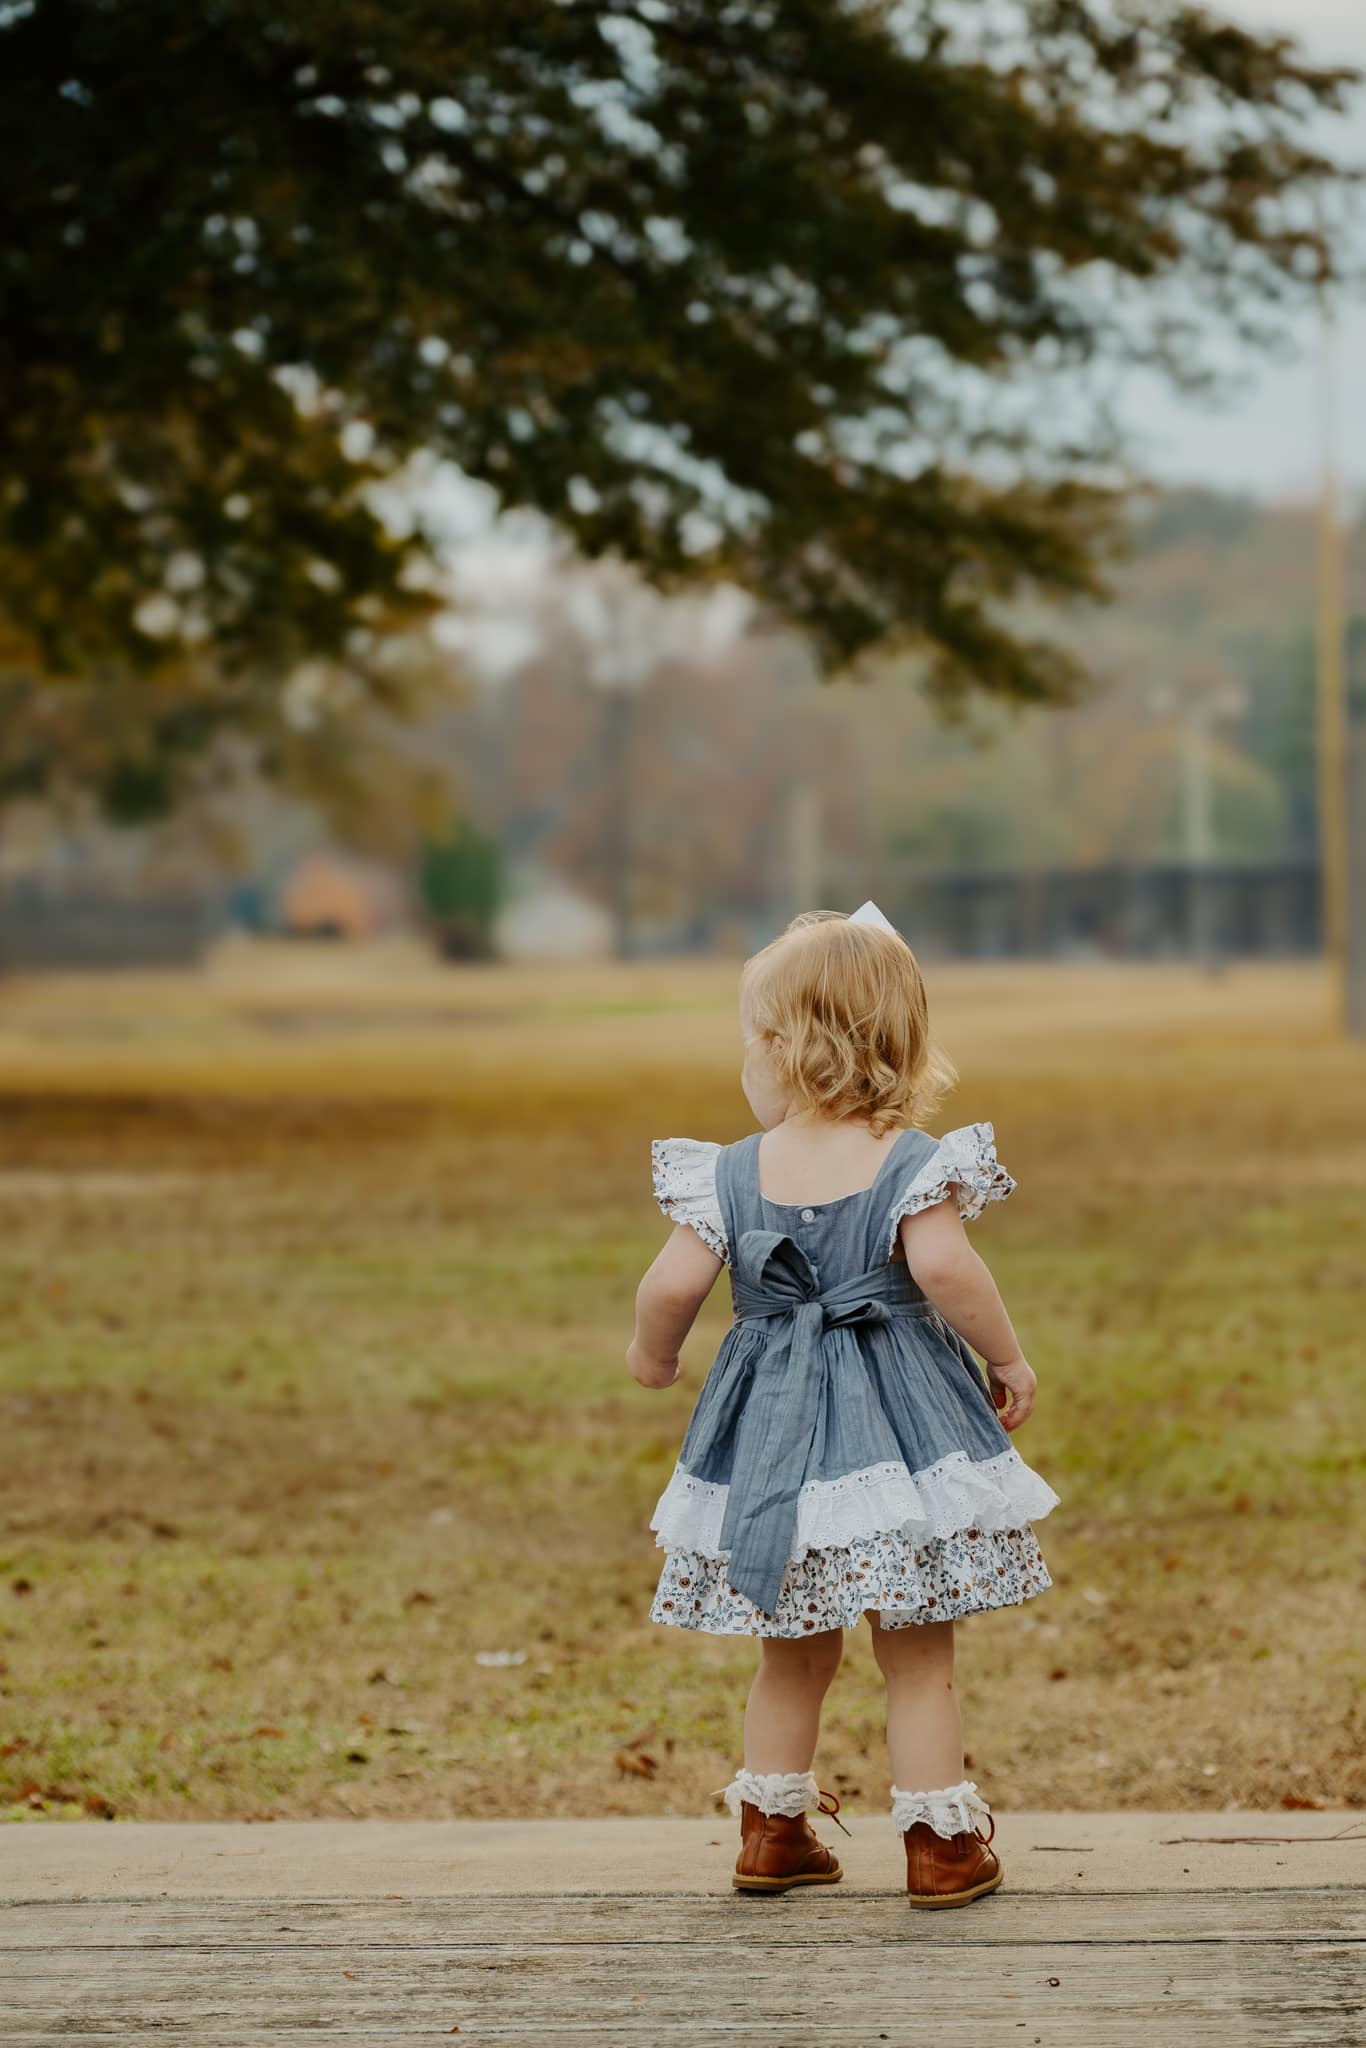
[816, 1789, 853, 1837]
[973, 1811, 997, 1847]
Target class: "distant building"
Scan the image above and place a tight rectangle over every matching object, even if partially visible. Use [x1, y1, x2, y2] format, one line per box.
[495, 869, 613, 960]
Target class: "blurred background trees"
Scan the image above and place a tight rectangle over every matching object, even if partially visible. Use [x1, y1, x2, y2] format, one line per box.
[0, 0, 1355, 822]
[434, 488, 1362, 955]
[0, 1, 1360, 969]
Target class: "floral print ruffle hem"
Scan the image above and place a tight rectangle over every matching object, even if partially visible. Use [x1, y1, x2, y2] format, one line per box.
[651, 1525, 1051, 1637]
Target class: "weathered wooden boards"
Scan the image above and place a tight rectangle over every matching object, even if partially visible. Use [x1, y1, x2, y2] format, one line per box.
[3, 1888, 1363, 2045]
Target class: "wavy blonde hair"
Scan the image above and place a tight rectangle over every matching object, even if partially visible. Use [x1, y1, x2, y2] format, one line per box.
[740, 911, 956, 1137]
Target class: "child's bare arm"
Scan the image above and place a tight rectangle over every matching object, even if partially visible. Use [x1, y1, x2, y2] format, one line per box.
[898, 1200, 1037, 1431]
[628, 1225, 724, 1389]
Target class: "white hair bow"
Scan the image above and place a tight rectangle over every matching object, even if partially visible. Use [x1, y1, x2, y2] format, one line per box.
[847, 899, 897, 933]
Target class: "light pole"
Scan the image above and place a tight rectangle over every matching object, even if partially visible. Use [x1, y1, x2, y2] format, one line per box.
[1315, 215, 1354, 1033]
[1178, 686, 1245, 966]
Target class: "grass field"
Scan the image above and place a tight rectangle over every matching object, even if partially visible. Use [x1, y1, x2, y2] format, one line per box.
[1, 945, 1363, 1825]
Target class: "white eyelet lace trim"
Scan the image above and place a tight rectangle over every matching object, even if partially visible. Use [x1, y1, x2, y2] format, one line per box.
[651, 1137, 728, 1261]
[651, 1447, 1059, 1563]
[652, 1125, 1012, 1265]
[885, 1122, 1015, 1255]
[890, 1778, 991, 1840]
[717, 1769, 821, 1819]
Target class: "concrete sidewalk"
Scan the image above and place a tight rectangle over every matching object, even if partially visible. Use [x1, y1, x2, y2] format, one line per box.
[3, 1810, 1362, 1898]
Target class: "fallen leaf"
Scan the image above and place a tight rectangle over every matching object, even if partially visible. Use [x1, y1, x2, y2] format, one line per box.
[1279, 1794, 1325, 1811]
[614, 1750, 658, 1779]
[620, 1724, 658, 1752]
[23, 1781, 84, 1808]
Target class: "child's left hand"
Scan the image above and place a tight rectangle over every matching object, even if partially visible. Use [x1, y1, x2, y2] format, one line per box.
[626, 1339, 681, 1389]
[985, 1350, 1037, 1431]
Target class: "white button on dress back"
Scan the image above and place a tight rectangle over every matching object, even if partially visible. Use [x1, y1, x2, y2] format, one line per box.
[800, 1207, 816, 1222]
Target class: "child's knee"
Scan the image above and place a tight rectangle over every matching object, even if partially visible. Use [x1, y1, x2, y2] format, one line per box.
[870, 1614, 953, 1679]
[870, 1622, 904, 1678]
[764, 1629, 843, 1685]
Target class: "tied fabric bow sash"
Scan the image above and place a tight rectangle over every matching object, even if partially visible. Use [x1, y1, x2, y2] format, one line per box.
[717, 1229, 930, 1617]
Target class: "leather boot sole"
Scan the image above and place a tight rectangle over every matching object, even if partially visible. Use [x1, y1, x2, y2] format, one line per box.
[906, 1867, 1004, 1909]
[732, 1866, 844, 1893]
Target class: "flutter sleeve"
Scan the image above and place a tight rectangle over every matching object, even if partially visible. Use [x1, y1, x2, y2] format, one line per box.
[885, 1122, 1016, 1255]
[651, 1137, 728, 1262]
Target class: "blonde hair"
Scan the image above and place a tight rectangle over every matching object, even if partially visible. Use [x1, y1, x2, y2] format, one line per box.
[740, 911, 956, 1137]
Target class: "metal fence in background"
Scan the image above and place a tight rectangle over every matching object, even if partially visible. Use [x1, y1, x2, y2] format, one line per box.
[0, 862, 1326, 969]
[0, 885, 231, 970]
[865, 862, 1321, 962]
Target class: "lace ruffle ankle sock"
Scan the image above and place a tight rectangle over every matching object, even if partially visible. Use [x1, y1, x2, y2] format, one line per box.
[718, 1768, 820, 1819]
[889, 1778, 991, 1840]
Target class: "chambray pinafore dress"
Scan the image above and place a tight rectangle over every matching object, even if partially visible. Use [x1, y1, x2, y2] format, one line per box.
[648, 1123, 1060, 1637]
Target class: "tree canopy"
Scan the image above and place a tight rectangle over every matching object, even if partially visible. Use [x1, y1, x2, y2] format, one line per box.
[0, 0, 1356, 808]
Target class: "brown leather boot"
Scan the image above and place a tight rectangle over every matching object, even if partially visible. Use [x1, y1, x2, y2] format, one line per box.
[903, 1812, 1002, 1908]
[732, 1795, 845, 1893]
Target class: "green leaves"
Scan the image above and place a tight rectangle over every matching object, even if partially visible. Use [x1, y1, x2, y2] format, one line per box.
[0, 0, 1356, 801]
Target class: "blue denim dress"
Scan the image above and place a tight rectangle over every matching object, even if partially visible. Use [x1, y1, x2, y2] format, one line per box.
[649, 1123, 1059, 1637]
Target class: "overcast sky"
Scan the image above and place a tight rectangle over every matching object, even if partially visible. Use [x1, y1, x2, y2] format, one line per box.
[1136, 0, 1365, 498]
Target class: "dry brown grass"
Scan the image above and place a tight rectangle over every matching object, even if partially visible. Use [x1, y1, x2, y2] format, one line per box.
[0, 949, 1363, 1824]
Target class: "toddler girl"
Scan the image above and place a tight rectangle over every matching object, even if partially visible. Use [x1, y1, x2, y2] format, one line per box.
[626, 905, 1059, 1906]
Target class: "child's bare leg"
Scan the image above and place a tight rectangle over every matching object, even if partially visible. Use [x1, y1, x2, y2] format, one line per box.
[743, 1630, 844, 1773]
[869, 1613, 963, 1788]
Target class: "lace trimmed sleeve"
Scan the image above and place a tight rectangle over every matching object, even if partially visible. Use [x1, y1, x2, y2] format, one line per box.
[651, 1137, 728, 1262]
[885, 1122, 1015, 1254]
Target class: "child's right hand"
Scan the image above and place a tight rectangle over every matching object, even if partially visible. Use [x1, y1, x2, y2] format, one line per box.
[985, 1351, 1036, 1431]
[626, 1339, 681, 1390]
